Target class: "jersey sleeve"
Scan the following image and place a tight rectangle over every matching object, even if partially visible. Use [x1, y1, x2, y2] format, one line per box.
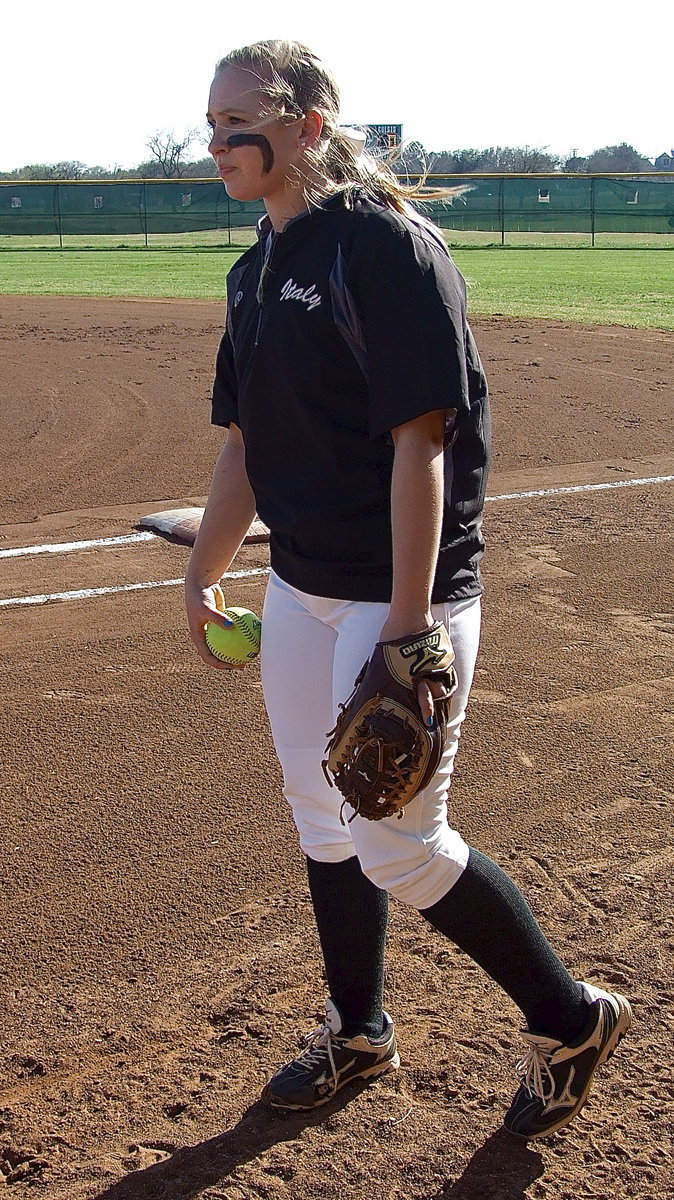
[211, 324, 239, 428]
[347, 216, 471, 439]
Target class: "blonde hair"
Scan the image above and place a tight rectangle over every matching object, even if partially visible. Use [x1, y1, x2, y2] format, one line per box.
[215, 40, 456, 215]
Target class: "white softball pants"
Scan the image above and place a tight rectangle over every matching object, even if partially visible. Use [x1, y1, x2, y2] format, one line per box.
[260, 571, 482, 911]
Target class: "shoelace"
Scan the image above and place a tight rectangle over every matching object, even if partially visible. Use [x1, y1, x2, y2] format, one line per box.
[301, 1022, 339, 1093]
[516, 1036, 558, 1101]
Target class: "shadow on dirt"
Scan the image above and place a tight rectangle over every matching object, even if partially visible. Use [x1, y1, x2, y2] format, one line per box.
[94, 1092, 544, 1200]
[430, 1128, 544, 1198]
[94, 1085, 371, 1200]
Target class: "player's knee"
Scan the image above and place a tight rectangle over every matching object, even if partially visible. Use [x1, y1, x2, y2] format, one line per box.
[357, 834, 470, 909]
[357, 859, 413, 903]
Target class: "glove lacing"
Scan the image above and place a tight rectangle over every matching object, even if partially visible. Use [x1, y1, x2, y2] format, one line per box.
[344, 733, 420, 812]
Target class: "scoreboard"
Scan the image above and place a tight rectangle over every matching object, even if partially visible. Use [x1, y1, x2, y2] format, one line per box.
[364, 124, 403, 151]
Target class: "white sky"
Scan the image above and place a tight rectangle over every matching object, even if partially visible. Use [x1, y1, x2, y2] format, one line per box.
[2, 0, 672, 172]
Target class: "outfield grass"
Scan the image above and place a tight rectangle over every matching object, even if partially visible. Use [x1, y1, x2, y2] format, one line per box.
[1, 229, 672, 251]
[455, 250, 674, 328]
[0, 247, 671, 330]
[0, 229, 260, 251]
[0, 248, 246, 302]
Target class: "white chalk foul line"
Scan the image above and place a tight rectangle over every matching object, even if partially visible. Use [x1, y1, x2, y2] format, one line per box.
[0, 530, 156, 559]
[2, 474, 672, 562]
[0, 567, 271, 609]
[484, 474, 674, 502]
[1, 472, 672, 611]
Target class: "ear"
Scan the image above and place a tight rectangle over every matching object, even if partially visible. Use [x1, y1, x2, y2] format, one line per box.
[298, 109, 323, 150]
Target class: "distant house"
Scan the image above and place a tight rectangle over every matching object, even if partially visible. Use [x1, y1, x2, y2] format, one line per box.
[654, 150, 674, 169]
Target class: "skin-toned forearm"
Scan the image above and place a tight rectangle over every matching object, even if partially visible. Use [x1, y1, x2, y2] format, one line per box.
[380, 408, 450, 722]
[186, 427, 257, 587]
[383, 409, 447, 641]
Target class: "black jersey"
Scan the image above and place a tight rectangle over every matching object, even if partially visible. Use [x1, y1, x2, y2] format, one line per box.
[211, 189, 491, 604]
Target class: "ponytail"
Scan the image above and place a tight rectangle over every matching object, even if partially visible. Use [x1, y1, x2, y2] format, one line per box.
[321, 129, 454, 216]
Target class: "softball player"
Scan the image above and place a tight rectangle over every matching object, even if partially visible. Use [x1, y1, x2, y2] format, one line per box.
[185, 40, 631, 1139]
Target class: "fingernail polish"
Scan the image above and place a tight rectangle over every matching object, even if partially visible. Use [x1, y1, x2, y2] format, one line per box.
[426, 715, 434, 728]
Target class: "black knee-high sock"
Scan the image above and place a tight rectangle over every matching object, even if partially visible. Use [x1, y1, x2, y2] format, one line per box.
[420, 848, 588, 1042]
[306, 855, 388, 1040]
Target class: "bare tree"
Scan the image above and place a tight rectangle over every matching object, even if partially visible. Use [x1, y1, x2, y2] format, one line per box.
[3, 161, 87, 180]
[392, 141, 428, 176]
[1, 140, 658, 183]
[145, 130, 198, 178]
[81, 164, 126, 179]
[407, 146, 561, 174]
[183, 155, 219, 178]
[505, 146, 560, 173]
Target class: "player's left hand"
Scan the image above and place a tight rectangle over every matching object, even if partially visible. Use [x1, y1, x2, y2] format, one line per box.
[323, 620, 457, 821]
[378, 615, 449, 726]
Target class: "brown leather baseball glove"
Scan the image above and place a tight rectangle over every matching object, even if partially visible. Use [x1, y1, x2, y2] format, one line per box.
[322, 622, 457, 821]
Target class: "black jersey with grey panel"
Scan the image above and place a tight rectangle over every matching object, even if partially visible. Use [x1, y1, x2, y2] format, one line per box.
[211, 189, 490, 604]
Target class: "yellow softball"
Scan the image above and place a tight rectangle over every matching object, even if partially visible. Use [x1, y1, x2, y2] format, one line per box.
[205, 607, 262, 665]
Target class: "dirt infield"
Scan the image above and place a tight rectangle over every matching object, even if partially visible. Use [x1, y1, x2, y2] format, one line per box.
[0, 297, 673, 1199]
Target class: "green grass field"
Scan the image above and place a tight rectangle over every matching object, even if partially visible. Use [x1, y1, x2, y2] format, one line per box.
[1, 229, 673, 252]
[0, 244, 672, 329]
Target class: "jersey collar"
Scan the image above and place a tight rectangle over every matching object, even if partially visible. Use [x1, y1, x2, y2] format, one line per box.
[256, 188, 355, 241]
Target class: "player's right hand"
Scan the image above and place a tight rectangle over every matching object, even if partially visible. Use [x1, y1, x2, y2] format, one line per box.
[184, 574, 241, 670]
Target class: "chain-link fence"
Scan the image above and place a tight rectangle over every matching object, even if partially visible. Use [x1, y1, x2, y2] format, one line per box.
[1, 174, 673, 248]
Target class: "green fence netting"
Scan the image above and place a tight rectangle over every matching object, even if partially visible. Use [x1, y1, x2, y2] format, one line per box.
[431, 175, 674, 235]
[1, 174, 673, 244]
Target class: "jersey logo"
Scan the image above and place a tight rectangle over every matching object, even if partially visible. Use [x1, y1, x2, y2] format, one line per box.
[234, 290, 243, 307]
[279, 277, 322, 311]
